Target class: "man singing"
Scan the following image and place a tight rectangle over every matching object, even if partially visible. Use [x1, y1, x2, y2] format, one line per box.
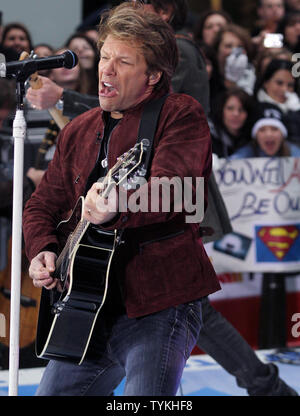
[23, 2, 219, 396]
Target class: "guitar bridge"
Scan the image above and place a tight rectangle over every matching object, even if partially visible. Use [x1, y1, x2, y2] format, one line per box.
[51, 301, 65, 315]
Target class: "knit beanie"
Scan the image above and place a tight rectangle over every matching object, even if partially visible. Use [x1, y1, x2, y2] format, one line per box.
[251, 103, 288, 139]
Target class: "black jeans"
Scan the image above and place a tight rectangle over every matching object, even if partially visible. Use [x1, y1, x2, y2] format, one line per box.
[197, 297, 298, 396]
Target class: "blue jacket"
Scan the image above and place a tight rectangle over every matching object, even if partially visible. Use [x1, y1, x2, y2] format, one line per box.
[230, 142, 300, 159]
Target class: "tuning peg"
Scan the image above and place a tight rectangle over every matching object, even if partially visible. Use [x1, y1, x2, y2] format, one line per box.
[137, 167, 147, 176]
[123, 183, 133, 190]
[141, 138, 150, 147]
[130, 176, 140, 184]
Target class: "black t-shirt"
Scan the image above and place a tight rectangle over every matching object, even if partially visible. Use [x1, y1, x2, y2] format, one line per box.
[84, 114, 120, 194]
[85, 114, 126, 317]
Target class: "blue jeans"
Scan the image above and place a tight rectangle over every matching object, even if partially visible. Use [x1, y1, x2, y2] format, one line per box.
[36, 299, 203, 396]
[197, 297, 298, 396]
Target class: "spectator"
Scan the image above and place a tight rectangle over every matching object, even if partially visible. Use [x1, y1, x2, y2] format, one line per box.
[50, 47, 90, 94]
[65, 33, 99, 95]
[1, 22, 33, 55]
[213, 23, 256, 95]
[254, 58, 300, 143]
[209, 87, 256, 158]
[65, 33, 98, 71]
[276, 11, 300, 53]
[254, 46, 292, 77]
[231, 102, 300, 158]
[138, 0, 209, 114]
[252, 0, 286, 38]
[33, 43, 55, 77]
[193, 10, 232, 47]
[214, 24, 254, 73]
[34, 43, 54, 58]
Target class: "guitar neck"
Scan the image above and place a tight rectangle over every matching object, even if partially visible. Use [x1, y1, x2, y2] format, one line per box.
[48, 107, 69, 130]
[54, 141, 145, 275]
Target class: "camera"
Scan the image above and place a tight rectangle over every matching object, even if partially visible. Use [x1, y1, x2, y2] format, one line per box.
[264, 33, 284, 48]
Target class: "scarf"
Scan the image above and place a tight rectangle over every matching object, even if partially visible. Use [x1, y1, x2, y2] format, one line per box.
[257, 88, 300, 113]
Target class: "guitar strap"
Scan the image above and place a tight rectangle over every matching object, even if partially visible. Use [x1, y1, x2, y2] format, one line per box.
[135, 94, 168, 178]
[135, 94, 232, 242]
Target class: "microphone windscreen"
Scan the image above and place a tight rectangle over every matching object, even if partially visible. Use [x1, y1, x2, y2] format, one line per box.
[63, 50, 78, 69]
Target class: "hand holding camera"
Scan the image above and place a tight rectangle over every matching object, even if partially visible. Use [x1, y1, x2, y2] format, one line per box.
[224, 47, 248, 83]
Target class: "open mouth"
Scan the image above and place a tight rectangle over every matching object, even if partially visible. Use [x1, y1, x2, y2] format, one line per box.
[99, 81, 118, 98]
[264, 140, 277, 152]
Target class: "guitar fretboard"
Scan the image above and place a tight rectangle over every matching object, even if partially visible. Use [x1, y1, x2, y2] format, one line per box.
[56, 218, 90, 272]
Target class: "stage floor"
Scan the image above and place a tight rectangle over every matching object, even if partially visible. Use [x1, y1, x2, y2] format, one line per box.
[0, 349, 299, 396]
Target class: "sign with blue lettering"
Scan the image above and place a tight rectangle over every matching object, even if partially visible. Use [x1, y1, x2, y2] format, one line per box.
[205, 157, 300, 273]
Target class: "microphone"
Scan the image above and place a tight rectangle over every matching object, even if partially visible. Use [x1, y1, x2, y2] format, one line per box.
[0, 50, 78, 79]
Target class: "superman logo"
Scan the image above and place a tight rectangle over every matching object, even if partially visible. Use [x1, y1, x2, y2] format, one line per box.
[256, 225, 300, 262]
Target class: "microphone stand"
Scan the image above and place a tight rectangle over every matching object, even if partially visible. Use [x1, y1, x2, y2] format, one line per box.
[8, 77, 26, 396]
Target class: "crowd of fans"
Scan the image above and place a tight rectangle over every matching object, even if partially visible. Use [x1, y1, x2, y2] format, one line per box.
[0, 1, 300, 157]
[0, 0, 300, 166]
[193, 0, 300, 159]
[0, 0, 299, 201]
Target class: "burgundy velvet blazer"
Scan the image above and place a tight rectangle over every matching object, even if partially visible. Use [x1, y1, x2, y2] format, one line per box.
[23, 91, 220, 317]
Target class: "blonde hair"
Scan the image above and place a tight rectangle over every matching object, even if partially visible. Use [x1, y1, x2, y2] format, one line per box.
[97, 2, 178, 92]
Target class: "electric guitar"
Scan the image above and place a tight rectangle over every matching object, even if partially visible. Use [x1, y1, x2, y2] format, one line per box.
[0, 238, 41, 349]
[35, 140, 149, 364]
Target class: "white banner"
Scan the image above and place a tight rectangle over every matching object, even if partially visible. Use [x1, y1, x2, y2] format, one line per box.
[208, 273, 300, 301]
[205, 157, 300, 274]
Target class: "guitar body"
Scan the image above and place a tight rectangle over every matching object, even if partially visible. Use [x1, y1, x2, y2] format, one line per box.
[34, 140, 147, 364]
[0, 238, 41, 348]
[35, 198, 119, 364]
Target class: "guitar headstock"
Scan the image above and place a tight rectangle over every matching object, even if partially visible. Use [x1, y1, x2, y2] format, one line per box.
[102, 139, 150, 192]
